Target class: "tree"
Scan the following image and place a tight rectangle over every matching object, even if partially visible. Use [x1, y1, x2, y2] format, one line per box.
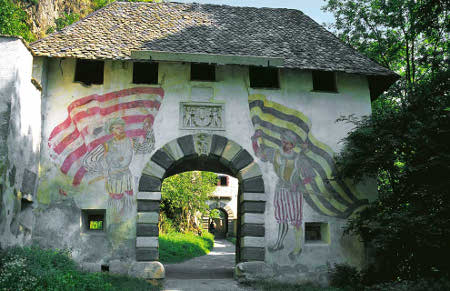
[324, 0, 450, 282]
[0, 0, 34, 41]
[160, 171, 218, 233]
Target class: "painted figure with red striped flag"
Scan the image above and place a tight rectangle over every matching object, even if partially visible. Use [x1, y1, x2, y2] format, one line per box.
[83, 116, 155, 215]
[47, 87, 164, 219]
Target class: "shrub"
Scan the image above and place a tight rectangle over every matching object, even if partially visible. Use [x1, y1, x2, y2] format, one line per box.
[329, 264, 362, 290]
[0, 246, 157, 290]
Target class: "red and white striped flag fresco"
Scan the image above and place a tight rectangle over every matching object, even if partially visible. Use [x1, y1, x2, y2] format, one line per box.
[48, 87, 164, 186]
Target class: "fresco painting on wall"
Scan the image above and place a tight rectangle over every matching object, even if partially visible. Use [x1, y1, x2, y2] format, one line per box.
[47, 87, 164, 219]
[249, 94, 368, 260]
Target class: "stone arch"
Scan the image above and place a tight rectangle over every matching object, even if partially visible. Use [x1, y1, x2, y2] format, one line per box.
[208, 200, 235, 219]
[135, 133, 266, 267]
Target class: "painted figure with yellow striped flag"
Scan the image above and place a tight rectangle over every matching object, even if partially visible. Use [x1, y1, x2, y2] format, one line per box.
[252, 129, 314, 258]
[249, 94, 368, 260]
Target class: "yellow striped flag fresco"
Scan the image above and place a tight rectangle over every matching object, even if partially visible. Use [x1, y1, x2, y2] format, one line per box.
[249, 94, 368, 218]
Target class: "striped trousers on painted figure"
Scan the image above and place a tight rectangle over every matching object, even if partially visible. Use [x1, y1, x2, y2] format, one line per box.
[274, 188, 303, 228]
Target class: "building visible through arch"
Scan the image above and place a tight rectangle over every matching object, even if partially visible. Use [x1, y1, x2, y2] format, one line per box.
[0, 1, 398, 284]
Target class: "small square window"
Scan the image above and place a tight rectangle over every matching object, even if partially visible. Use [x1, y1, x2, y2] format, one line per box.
[133, 62, 158, 84]
[82, 209, 106, 232]
[312, 71, 337, 92]
[218, 175, 228, 186]
[74, 59, 104, 85]
[305, 222, 330, 243]
[191, 63, 216, 81]
[249, 66, 280, 89]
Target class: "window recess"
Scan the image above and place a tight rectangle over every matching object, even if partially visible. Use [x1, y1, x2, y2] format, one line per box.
[191, 63, 216, 81]
[249, 66, 280, 89]
[312, 70, 337, 92]
[74, 59, 104, 85]
[133, 62, 159, 84]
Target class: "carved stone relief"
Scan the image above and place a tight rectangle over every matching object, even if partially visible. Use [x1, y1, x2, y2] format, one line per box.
[180, 102, 225, 130]
[193, 133, 212, 155]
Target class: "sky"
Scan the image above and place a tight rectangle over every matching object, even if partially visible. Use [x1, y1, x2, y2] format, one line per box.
[171, 0, 335, 26]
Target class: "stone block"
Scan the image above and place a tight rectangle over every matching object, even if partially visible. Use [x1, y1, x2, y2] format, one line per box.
[129, 261, 165, 279]
[177, 135, 195, 156]
[137, 223, 159, 236]
[151, 149, 174, 169]
[242, 223, 265, 237]
[137, 192, 161, 200]
[230, 149, 253, 172]
[210, 134, 228, 157]
[241, 176, 265, 193]
[137, 200, 160, 212]
[142, 161, 166, 179]
[240, 247, 265, 262]
[241, 201, 265, 213]
[240, 192, 267, 202]
[235, 261, 273, 283]
[163, 139, 184, 161]
[137, 212, 159, 224]
[237, 162, 262, 181]
[136, 237, 158, 248]
[241, 236, 265, 248]
[221, 141, 242, 162]
[136, 248, 159, 261]
[109, 259, 130, 275]
[241, 213, 265, 225]
[138, 175, 162, 192]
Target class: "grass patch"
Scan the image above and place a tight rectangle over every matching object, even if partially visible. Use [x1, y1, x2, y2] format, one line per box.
[159, 232, 214, 264]
[0, 246, 158, 290]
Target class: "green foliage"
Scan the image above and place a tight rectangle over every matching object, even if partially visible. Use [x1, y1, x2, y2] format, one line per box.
[329, 264, 363, 290]
[0, 0, 34, 42]
[325, 0, 450, 283]
[0, 246, 157, 290]
[54, 12, 80, 31]
[161, 171, 217, 233]
[159, 232, 214, 263]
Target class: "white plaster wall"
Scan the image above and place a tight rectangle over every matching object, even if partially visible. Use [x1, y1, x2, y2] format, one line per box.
[38, 57, 375, 269]
[0, 37, 42, 248]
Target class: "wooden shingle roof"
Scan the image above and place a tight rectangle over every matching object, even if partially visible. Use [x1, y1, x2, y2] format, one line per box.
[30, 1, 398, 96]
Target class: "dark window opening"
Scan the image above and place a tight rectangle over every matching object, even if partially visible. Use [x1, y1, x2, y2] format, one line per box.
[191, 63, 216, 81]
[101, 265, 109, 272]
[249, 66, 279, 88]
[74, 59, 104, 85]
[312, 70, 337, 92]
[133, 62, 158, 84]
[82, 209, 106, 232]
[218, 175, 228, 186]
[305, 222, 330, 243]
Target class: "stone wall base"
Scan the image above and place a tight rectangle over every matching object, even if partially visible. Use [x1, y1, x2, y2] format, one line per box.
[235, 262, 329, 287]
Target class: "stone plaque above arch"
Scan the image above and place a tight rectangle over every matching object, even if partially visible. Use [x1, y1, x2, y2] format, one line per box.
[180, 102, 225, 131]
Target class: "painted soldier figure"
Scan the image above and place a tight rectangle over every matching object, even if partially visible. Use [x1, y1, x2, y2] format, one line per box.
[83, 117, 155, 214]
[252, 129, 315, 259]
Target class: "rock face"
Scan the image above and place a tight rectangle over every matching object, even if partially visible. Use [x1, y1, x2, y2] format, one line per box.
[21, 0, 93, 38]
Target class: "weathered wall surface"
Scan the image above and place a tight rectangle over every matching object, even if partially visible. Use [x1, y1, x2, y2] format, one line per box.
[35, 57, 375, 281]
[0, 37, 41, 248]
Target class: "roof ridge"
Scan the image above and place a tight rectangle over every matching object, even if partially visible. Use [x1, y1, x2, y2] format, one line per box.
[114, 1, 306, 13]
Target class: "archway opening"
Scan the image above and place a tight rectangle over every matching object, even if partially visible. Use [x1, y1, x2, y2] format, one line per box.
[136, 134, 266, 279]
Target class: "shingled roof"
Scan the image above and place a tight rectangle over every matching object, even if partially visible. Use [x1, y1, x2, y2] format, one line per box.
[30, 1, 397, 97]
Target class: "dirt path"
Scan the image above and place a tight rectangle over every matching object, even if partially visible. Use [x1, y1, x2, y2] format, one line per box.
[162, 239, 256, 290]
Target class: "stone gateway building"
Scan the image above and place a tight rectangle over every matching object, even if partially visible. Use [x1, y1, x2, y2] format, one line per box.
[0, 1, 397, 284]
